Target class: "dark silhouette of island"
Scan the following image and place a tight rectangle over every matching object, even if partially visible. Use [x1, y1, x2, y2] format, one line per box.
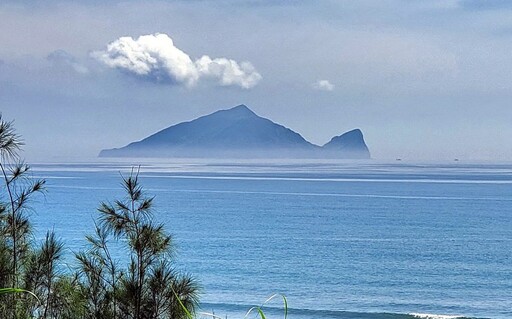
[323, 129, 370, 159]
[99, 104, 371, 159]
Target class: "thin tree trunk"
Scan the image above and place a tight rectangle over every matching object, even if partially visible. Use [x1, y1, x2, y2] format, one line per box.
[111, 267, 116, 319]
[0, 163, 17, 319]
[133, 198, 142, 319]
[43, 233, 57, 319]
[42, 259, 53, 319]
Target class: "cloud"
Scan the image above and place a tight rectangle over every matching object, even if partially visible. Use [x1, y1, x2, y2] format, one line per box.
[47, 49, 89, 74]
[92, 33, 261, 89]
[195, 56, 262, 89]
[312, 80, 334, 91]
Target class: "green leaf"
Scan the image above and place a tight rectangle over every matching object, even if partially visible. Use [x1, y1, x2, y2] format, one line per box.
[244, 293, 288, 319]
[0, 288, 39, 302]
[171, 286, 194, 319]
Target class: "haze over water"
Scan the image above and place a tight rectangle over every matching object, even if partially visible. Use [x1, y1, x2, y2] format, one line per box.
[28, 160, 512, 319]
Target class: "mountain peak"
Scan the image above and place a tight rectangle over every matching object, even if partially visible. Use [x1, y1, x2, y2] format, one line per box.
[342, 128, 363, 138]
[322, 128, 370, 158]
[224, 104, 256, 115]
[208, 104, 258, 121]
[231, 104, 250, 111]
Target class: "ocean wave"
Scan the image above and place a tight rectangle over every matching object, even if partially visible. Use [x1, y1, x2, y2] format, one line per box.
[409, 313, 466, 319]
[199, 303, 483, 319]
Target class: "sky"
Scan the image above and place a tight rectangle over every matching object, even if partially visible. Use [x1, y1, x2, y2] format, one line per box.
[1, 0, 512, 161]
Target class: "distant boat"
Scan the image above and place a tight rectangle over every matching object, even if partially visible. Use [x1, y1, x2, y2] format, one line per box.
[396, 158, 402, 161]
[454, 158, 459, 162]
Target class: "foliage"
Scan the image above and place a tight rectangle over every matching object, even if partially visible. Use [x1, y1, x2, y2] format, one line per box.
[0, 115, 200, 318]
[0, 115, 55, 318]
[76, 171, 200, 319]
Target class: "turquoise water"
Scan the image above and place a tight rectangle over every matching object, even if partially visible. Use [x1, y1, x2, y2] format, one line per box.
[28, 161, 512, 319]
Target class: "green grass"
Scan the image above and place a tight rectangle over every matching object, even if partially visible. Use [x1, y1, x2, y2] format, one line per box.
[244, 294, 288, 319]
[0, 288, 39, 302]
[173, 286, 288, 319]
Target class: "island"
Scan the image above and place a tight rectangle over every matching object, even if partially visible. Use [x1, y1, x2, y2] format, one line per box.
[99, 104, 371, 159]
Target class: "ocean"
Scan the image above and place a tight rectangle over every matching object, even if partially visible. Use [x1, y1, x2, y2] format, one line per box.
[27, 160, 512, 319]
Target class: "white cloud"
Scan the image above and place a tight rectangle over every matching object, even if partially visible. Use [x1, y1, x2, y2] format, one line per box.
[312, 79, 335, 91]
[195, 56, 262, 89]
[92, 33, 261, 89]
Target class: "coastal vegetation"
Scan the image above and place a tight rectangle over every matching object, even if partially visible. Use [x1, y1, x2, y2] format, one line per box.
[0, 115, 199, 318]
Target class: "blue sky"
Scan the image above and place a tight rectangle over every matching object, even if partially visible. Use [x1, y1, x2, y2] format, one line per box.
[1, 0, 511, 161]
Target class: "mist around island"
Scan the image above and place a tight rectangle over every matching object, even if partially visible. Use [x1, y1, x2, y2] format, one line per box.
[99, 105, 371, 159]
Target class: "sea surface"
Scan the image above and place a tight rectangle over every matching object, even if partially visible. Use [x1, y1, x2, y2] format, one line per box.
[26, 160, 512, 319]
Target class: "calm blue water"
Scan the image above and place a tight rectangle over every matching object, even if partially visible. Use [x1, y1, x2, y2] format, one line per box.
[27, 160, 512, 319]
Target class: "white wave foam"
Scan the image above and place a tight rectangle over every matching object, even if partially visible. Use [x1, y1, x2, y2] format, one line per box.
[410, 313, 465, 319]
